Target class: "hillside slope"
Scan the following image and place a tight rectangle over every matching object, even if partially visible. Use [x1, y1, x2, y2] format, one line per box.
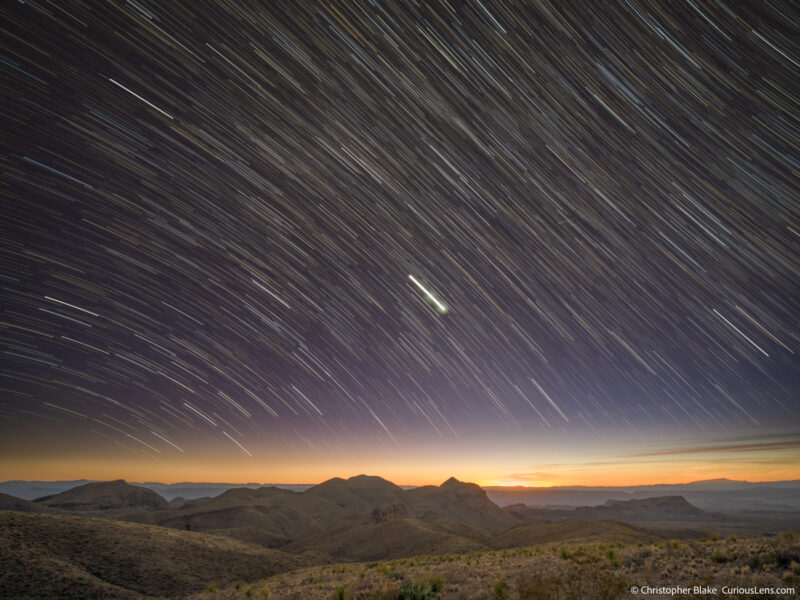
[284, 517, 493, 560]
[494, 519, 668, 548]
[0, 510, 309, 599]
[0, 493, 59, 513]
[34, 479, 168, 511]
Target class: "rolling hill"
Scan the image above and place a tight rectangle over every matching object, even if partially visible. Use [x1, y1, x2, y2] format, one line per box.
[33, 479, 168, 511]
[0, 492, 59, 513]
[0, 509, 312, 599]
[493, 518, 669, 548]
[283, 517, 492, 560]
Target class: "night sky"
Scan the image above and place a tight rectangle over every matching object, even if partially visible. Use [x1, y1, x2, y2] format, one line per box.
[2, 1, 798, 486]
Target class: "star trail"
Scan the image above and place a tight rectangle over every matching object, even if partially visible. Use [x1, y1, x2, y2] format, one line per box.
[1, 0, 798, 485]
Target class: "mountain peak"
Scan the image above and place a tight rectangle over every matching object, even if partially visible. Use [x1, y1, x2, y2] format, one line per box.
[440, 477, 483, 493]
[347, 474, 392, 484]
[34, 479, 167, 511]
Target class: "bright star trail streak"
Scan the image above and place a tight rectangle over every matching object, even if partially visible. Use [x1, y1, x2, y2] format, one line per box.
[222, 431, 252, 457]
[0, 0, 798, 486]
[409, 275, 449, 315]
[108, 78, 175, 120]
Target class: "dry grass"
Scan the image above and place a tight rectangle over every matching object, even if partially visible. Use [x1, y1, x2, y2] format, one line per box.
[0, 510, 312, 599]
[191, 532, 799, 600]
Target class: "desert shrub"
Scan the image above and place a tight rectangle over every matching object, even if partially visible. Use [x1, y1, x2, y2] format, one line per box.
[332, 584, 351, 600]
[560, 548, 571, 560]
[384, 568, 405, 580]
[605, 549, 620, 568]
[205, 583, 218, 593]
[397, 578, 439, 600]
[261, 585, 270, 599]
[492, 578, 509, 599]
[426, 575, 444, 593]
[245, 587, 253, 597]
[782, 531, 796, 540]
[711, 550, 727, 563]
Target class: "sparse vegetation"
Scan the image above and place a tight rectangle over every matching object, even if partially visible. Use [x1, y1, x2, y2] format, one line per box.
[397, 577, 441, 599]
[711, 550, 728, 563]
[491, 578, 508, 599]
[184, 531, 798, 600]
[0, 510, 307, 599]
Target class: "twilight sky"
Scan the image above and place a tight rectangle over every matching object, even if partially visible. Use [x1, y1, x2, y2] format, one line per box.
[1, 1, 798, 486]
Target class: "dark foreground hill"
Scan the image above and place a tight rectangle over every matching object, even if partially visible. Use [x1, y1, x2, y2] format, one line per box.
[34, 479, 168, 511]
[0, 510, 314, 599]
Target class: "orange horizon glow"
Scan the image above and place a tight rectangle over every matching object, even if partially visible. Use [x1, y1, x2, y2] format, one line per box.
[4, 423, 798, 487]
[2, 473, 798, 488]
[2, 458, 798, 488]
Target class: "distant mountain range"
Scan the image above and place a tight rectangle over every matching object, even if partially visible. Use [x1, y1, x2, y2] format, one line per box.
[484, 478, 800, 513]
[3, 476, 798, 502]
[504, 495, 725, 524]
[124, 475, 523, 550]
[0, 479, 314, 501]
[0, 476, 683, 586]
[1, 475, 797, 552]
[1, 475, 706, 548]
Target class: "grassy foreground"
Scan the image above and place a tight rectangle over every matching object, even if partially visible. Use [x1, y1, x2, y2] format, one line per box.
[0, 510, 311, 599]
[192, 532, 799, 600]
